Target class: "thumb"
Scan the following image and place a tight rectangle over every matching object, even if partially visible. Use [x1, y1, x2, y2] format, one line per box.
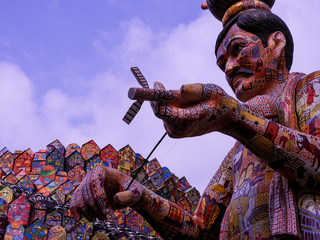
[154, 81, 165, 90]
[114, 190, 140, 207]
[180, 83, 204, 104]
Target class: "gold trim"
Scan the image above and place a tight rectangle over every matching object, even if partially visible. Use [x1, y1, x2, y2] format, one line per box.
[222, 0, 271, 26]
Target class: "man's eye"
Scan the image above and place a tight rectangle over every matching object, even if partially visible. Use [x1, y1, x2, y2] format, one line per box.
[233, 45, 243, 55]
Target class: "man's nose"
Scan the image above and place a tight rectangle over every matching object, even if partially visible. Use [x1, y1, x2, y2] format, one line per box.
[225, 58, 240, 79]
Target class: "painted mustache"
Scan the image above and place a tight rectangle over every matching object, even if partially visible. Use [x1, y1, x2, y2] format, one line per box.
[228, 68, 254, 91]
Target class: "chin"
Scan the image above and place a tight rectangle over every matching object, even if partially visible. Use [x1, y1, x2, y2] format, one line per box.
[235, 90, 257, 102]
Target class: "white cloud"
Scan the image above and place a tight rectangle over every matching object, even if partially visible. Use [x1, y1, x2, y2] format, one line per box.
[273, 1, 320, 73]
[0, 62, 41, 149]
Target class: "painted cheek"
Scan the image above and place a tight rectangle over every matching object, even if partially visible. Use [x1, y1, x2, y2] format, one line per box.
[241, 48, 255, 71]
[251, 44, 261, 59]
[242, 82, 253, 91]
[258, 43, 266, 58]
[236, 51, 248, 67]
[255, 59, 263, 73]
[236, 56, 245, 68]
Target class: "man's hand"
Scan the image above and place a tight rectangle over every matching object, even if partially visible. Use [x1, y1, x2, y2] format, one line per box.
[129, 82, 233, 138]
[70, 166, 143, 222]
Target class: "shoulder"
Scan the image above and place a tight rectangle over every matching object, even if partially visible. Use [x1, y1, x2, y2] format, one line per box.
[295, 71, 320, 135]
[295, 71, 320, 94]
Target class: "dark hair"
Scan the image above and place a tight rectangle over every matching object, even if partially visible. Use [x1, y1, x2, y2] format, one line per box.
[215, 9, 294, 70]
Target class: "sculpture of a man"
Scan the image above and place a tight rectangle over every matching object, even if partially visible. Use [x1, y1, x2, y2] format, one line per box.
[70, 0, 320, 239]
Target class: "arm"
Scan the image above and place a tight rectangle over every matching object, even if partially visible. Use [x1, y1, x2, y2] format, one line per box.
[134, 147, 234, 240]
[70, 147, 234, 239]
[130, 80, 320, 192]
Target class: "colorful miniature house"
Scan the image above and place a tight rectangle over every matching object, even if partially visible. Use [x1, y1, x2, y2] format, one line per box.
[118, 145, 135, 170]
[146, 158, 162, 176]
[131, 167, 148, 183]
[0, 150, 14, 174]
[81, 140, 100, 161]
[65, 143, 80, 158]
[7, 195, 31, 225]
[85, 155, 103, 171]
[135, 153, 145, 169]
[161, 167, 172, 180]
[0, 185, 14, 204]
[46, 149, 64, 172]
[149, 171, 164, 190]
[32, 152, 47, 175]
[177, 197, 192, 213]
[4, 222, 25, 240]
[65, 151, 84, 172]
[24, 219, 48, 240]
[0, 140, 200, 239]
[0, 198, 8, 215]
[16, 174, 35, 192]
[100, 144, 118, 169]
[13, 151, 33, 174]
[48, 225, 66, 239]
[47, 140, 65, 157]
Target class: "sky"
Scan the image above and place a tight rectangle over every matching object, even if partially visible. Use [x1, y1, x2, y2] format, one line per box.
[0, 0, 319, 193]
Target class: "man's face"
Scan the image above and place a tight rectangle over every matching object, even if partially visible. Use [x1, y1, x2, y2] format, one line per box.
[216, 24, 275, 102]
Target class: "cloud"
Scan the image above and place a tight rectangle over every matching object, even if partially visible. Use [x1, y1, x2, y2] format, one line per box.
[0, 62, 41, 149]
[273, 1, 320, 73]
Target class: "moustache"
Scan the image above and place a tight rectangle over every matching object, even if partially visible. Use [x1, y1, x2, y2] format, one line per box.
[228, 68, 254, 89]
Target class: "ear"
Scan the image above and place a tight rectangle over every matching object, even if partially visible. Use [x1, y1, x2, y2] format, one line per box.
[267, 31, 286, 59]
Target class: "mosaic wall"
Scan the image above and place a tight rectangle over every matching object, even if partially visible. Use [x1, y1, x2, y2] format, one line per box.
[0, 139, 200, 239]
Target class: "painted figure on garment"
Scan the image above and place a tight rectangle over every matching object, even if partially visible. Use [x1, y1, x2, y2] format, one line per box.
[70, 0, 320, 239]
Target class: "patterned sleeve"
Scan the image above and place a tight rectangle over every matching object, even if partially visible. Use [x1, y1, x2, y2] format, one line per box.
[193, 145, 234, 239]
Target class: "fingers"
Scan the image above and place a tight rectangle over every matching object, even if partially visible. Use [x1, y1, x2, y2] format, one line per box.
[114, 191, 136, 207]
[90, 167, 110, 220]
[70, 166, 143, 222]
[154, 81, 165, 90]
[129, 83, 222, 107]
[81, 173, 101, 221]
[180, 83, 224, 104]
[156, 100, 219, 138]
[70, 187, 84, 221]
[128, 88, 181, 103]
[158, 101, 215, 121]
[180, 83, 204, 103]
[70, 166, 110, 221]
[114, 177, 142, 207]
[70, 170, 96, 221]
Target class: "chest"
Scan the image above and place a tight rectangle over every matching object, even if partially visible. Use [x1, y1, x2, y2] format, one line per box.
[232, 144, 273, 197]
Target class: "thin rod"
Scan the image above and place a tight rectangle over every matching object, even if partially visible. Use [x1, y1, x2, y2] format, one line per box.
[125, 132, 168, 190]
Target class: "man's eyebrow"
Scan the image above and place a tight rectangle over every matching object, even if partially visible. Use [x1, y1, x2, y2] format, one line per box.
[216, 37, 244, 63]
[226, 37, 245, 52]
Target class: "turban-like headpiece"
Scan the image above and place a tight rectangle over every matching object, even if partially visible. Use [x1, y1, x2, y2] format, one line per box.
[202, 0, 275, 26]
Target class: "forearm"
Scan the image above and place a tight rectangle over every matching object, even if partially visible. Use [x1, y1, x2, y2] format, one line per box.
[133, 186, 203, 240]
[224, 98, 320, 191]
[132, 147, 234, 240]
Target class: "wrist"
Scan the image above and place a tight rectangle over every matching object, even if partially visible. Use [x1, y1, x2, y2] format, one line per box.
[131, 187, 146, 210]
